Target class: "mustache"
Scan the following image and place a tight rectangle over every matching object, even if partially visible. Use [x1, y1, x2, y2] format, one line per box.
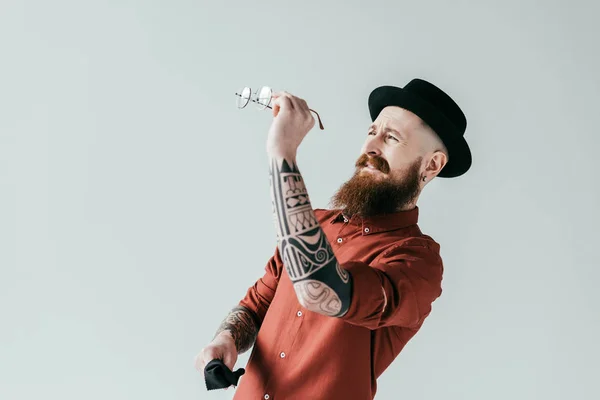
[355, 154, 390, 174]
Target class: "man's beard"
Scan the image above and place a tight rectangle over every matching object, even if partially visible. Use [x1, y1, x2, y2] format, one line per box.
[329, 154, 422, 218]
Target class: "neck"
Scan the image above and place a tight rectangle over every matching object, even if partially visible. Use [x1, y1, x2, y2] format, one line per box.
[396, 198, 418, 212]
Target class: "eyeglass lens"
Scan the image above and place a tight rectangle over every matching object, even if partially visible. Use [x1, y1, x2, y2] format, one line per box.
[236, 87, 273, 110]
[255, 86, 272, 110]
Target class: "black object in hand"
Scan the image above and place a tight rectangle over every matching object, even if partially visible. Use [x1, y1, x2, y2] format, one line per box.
[204, 359, 245, 391]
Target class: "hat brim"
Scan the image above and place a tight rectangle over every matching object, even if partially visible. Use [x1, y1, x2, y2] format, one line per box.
[368, 86, 471, 178]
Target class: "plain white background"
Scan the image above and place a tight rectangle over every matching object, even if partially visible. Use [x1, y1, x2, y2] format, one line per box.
[1, 0, 599, 399]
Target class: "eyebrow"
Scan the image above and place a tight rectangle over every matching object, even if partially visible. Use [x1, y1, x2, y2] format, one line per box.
[369, 124, 403, 137]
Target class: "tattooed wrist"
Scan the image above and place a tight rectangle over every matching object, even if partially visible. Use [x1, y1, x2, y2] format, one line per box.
[266, 146, 296, 162]
[214, 305, 260, 354]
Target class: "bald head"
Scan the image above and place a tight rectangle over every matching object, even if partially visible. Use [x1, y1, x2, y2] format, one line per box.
[418, 120, 448, 158]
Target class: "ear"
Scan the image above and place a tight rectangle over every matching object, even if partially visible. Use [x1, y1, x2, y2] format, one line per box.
[425, 151, 448, 177]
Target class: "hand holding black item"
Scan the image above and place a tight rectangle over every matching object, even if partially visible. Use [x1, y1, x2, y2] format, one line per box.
[204, 359, 245, 391]
[194, 332, 240, 391]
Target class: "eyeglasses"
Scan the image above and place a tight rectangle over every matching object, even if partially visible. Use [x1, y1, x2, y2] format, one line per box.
[235, 86, 324, 130]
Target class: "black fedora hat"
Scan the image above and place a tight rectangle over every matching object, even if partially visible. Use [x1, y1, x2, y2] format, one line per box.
[368, 78, 471, 178]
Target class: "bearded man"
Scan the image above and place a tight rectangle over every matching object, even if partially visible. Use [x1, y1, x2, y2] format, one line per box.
[196, 78, 472, 400]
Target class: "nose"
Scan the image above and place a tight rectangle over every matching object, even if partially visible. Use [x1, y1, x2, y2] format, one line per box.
[362, 136, 382, 157]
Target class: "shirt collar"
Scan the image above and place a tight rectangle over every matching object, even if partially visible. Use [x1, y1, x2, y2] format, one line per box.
[330, 206, 419, 235]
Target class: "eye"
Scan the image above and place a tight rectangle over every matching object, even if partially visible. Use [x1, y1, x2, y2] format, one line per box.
[386, 134, 399, 142]
[368, 130, 376, 136]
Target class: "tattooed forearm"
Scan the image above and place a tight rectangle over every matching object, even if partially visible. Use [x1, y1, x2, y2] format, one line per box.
[214, 305, 260, 354]
[269, 156, 352, 317]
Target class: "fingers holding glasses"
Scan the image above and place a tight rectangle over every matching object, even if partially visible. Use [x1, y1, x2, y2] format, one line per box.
[272, 92, 315, 130]
[271, 91, 294, 110]
[293, 98, 315, 130]
[271, 93, 294, 117]
[297, 98, 315, 125]
[272, 91, 312, 119]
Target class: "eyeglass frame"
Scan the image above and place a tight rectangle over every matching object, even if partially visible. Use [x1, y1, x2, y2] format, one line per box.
[235, 86, 324, 130]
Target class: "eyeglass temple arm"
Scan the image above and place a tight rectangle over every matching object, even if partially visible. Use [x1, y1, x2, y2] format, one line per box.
[309, 109, 325, 130]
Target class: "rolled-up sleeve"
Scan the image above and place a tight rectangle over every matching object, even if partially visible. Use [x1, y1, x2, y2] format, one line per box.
[338, 239, 443, 330]
[237, 247, 284, 326]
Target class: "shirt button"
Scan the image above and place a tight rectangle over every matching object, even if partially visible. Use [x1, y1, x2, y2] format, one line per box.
[264, 395, 270, 399]
[364, 227, 370, 233]
[337, 238, 343, 243]
[280, 352, 286, 358]
[297, 310, 302, 317]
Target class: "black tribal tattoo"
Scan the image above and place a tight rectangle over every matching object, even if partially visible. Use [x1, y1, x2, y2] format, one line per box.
[214, 305, 260, 354]
[269, 157, 352, 317]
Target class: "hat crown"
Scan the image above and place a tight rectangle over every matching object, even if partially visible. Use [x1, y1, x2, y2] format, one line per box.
[404, 78, 467, 133]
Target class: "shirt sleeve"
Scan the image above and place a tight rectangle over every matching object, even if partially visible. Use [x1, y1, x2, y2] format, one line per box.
[338, 238, 444, 330]
[237, 246, 284, 327]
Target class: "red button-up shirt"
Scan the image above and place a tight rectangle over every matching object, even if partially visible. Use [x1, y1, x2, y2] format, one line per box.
[233, 206, 444, 400]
